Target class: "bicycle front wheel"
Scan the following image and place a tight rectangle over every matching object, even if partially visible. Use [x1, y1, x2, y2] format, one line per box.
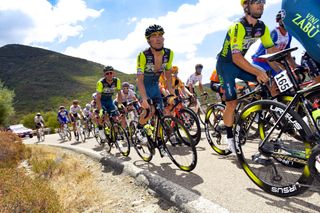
[178, 108, 201, 146]
[160, 116, 197, 172]
[129, 121, 153, 162]
[204, 103, 231, 155]
[234, 100, 314, 197]
[114, 125, 130, 157]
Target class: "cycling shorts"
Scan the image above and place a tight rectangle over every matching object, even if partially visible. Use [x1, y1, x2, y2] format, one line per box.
[101, 98, 118, 115]
[144, 78, 164, 110]
[216, 59, 257, 101]
[252, 60, 278, 77]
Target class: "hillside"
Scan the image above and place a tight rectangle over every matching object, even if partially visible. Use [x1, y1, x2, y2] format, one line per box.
[0, 44, 135, 115]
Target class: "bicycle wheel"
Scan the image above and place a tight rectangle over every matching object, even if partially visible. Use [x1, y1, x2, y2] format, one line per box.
[114, 125, 130, 157]
[160, 115, 197, 172]
[204, 103, 231, 155]
[40, 129, 45, 142]
[79, 128, 86, 143]
[234, 100, 314, 197]
[178, 108, 201, 146]
[129, 121, 153, 162]
[66, 129, 72, 141]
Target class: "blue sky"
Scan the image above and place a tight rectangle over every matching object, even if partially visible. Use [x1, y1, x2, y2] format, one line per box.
[0, 0, 305, 83]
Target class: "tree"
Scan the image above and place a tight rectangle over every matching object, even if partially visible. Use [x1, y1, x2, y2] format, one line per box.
[0, 81, 15, 127]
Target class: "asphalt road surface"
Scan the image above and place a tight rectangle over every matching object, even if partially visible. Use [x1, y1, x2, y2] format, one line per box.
[25, 131, 320, 213]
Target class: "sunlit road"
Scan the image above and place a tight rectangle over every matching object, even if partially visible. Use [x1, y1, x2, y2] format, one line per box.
[25, 132, 320, 213]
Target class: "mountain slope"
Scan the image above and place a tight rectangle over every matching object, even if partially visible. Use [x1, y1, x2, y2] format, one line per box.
[0, 44, 135, 115]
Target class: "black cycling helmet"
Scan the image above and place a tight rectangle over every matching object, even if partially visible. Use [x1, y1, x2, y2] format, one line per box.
[145, 24, 165, 39]
[195, 64, 203, 69]
[103, 65, 114, 72]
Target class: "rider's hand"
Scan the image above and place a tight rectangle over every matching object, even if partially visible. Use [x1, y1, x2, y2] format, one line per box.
[117, 103, 125, 110]
[256, 71, 269, 84]
[141, 99, 150, 109]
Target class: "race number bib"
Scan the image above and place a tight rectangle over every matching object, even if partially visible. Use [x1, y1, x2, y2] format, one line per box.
[274, 71, 293, 93]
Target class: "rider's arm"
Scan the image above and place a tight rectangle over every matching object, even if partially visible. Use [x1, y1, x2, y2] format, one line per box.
[164, 50, 175, 95]
[137, 52, 148, 101]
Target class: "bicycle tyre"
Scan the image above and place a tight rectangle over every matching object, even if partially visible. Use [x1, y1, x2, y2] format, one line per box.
[114, 125, 130, 157]
[204, 103, 231, 155]
[178, 107, 201, 146]
[129, 121, 153, 162]
[234, 100, 314, 197]
[160, 115, 197, 172]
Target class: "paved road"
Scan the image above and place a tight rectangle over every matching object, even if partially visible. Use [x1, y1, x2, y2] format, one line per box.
[25, 132, 320, 213]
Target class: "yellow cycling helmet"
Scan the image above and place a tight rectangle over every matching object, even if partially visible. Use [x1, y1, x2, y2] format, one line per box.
[241, 0, 247, 6]
[172, 66, 179, 74]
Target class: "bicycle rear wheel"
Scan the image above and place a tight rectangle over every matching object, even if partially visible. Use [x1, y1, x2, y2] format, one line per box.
[160, 116, 197, 172]
[129, 121, 153, 162]
[204, 103, 231, 155]
[40, 129, 45, 142]
[234, 100, 314, 197]
[114, 125, 130, 157]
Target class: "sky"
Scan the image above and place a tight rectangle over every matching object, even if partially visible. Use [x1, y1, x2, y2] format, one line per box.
[0, 0, 306, 83]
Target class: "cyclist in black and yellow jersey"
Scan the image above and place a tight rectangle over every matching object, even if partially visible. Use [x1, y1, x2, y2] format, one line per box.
[96, 66, 124, 142]
[216, 0, 279, 153]
[136, 24, 175, 155]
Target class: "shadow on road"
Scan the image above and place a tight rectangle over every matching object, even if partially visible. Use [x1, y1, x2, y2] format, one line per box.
[247, 188, 320, 212]
[132, 160, 204, 196]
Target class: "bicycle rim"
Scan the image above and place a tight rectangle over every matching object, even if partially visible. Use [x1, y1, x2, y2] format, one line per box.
[204, 104, 231, 155]
[179, 108, 201, 146]
[129, 121, 153, 162]
[115, 126, 130, 157]
[234, 100, 314, 197]
[160, 116, 197, 172]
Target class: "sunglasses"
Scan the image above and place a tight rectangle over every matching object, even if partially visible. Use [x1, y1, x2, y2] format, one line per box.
[250, 0, 266, 4]
[105, 72, 113, 75]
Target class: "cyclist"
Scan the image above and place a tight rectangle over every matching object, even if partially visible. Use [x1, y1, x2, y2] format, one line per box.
[136, 24, 175, 155]
[34, 113, 45, 135]
[252, 10, 298, 77]
[210, 69, 225, 105]
[69, 100, 83, 137]
[216, 0, 278, 153]
[281, 0, 320, 64]
[115, 82, 140, 115]
[301, 51, 320, 83]
[57, 106, 69, 132]
[160, 66, 193, 97]
[186, 64, 205, 95]
[91, 92, 97, 109]
[96, 65, 124, 142]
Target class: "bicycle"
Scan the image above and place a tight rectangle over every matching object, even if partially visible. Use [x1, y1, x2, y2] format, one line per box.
[36, 126, 45, 142]
[129, 99, 197, 172]
[103, 110, 130, 156]
[58, 123, 72, 141]
[167, 95, 201, 146]
[84, 117, 94, 138]
[75, 118, 86, 143]
[234, 47, 320, 197]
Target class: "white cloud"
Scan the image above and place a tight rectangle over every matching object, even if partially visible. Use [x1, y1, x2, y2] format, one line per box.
[64, 0, 282, 83]
[0, 0, 103, 44]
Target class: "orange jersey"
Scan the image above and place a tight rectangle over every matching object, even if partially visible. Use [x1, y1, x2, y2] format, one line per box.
[210, 69, 219, 83]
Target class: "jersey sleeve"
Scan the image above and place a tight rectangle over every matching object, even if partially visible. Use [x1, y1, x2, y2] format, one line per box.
[137, 52, 146, 74]
[165, 50, 174, 71]
[229, 23, 246, 54]
[96, 81, 103, 93]
[116, 78, 121, 91]
[260, 25, 275, 49]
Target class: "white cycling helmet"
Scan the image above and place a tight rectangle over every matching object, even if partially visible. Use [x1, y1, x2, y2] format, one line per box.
[92, 92, 97, 99]
[85, 103, 91, 109]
